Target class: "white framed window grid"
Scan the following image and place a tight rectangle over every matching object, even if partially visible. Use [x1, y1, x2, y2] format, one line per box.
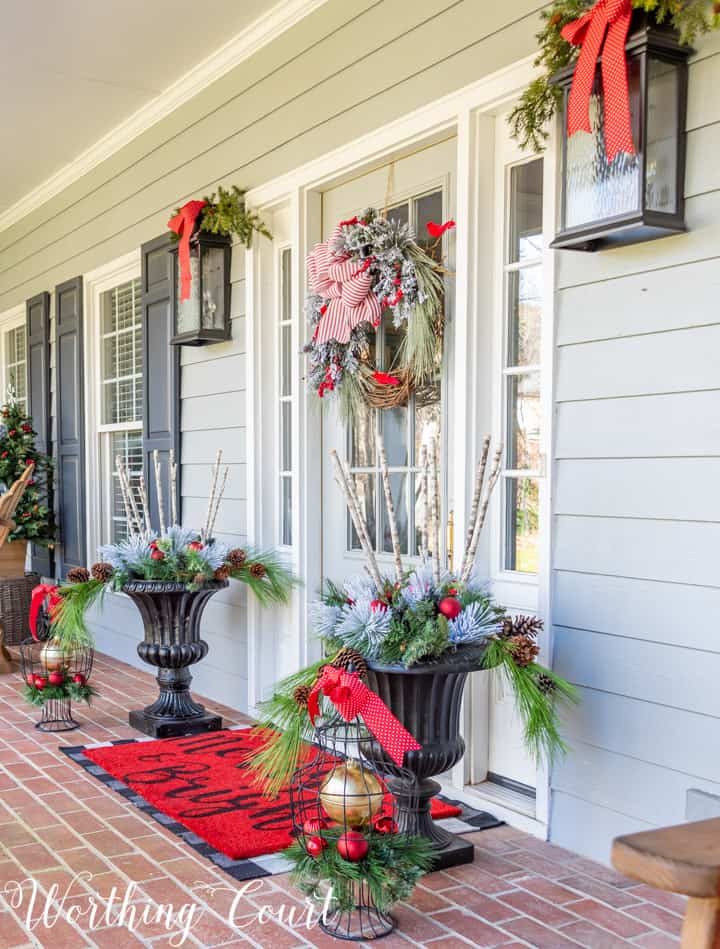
[97, 276, 144, 544]
[500, 157, 544, 576]
[278, 246, 293, 547]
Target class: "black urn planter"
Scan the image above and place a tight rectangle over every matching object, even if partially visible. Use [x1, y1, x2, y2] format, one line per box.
[124, 580, 228, 739]
[363, 644, 485, 870]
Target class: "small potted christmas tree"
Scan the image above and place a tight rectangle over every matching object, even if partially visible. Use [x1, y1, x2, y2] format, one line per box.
[0, 399, 55, 577]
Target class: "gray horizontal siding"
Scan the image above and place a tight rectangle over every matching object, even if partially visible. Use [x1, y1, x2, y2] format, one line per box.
[550, 37, 720, 863]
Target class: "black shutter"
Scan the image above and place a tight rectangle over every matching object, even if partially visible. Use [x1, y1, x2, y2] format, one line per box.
[55, 277, 85, 576]
[26, 291, 53, 577]
[141, 234, 180, 530]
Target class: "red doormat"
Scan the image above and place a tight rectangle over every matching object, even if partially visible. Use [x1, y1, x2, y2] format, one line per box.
[81, 728, 462, 861]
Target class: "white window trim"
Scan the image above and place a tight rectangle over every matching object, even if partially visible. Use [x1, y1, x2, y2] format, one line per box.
[244, 54, 555, 836]
[276, 241, 293, 549]
[83, 250, 141, 563]
[0, 304, 27, 408]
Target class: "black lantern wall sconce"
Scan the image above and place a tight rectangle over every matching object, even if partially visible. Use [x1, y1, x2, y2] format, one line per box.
[170, 231, 232, 345]
[551, 13, 692, 251]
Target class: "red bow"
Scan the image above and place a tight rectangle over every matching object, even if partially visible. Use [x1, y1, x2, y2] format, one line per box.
[426, 220, 455, 239]
[29, 584, 61, 641]
[561, 0, 635, 163]
[167, 200, 207, 302]
[307, 666, 422, 767]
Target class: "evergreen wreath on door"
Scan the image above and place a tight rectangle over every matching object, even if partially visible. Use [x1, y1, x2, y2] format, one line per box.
[303, 209, 454, 419]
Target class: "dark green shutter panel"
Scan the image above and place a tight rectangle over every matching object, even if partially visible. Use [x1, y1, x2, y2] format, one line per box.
[55, 276, 86, 576]
[141, 234, 180, 530]
[25, 291, 53, 577]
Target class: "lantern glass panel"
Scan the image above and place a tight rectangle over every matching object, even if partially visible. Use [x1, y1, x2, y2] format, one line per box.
[175, 245, 201, 335]
[200, 245, 226, 331]
[646, 57, 679, 213]
[564, 58, 642, 229]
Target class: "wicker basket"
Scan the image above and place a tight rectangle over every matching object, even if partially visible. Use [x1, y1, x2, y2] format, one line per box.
[0, 573, 40, 646]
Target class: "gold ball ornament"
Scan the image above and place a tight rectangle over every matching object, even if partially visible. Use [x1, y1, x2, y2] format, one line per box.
[40, 639, 71, 673]
[319, 759, 384, 828]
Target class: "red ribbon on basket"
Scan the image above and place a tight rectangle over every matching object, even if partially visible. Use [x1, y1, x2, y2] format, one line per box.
[307, 665, 422, 766]
[561, 0, 635, 163]
[29, 584, 61, 641]
[167, 200, 207, 302]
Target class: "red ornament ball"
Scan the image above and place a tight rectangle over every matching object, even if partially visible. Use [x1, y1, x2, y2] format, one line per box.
[303, 817, 329, 835]
[337, 830, 369, 862]
[25, 674, 35, 686]
[438, 596, 462, 620]
[73, 673, 86, 686]
[306, 835, 328, 859]
[151, 548, 165, 561]
[187, 541, 204, 551]
[33, 676, 47, 690]
[48, 672, 65, 687]
[370, 599, 388, 612]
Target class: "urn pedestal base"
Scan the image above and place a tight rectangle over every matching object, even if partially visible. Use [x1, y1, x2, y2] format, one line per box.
[129, 707, 222, 739]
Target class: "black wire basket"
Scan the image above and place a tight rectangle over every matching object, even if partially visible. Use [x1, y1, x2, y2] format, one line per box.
[289, 712, 421, 941]
[19, 636, 94, 733]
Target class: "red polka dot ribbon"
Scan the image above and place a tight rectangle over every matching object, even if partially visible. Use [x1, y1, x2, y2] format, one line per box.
[307, 665, 422, 766]
[561, 0, 635, 163]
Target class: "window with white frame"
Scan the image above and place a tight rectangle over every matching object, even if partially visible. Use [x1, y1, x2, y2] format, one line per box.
[99, 278, 144, 543]
[4, 325, 27, 410]
[502, 159, 543, 574]
[279, 247, 293, 546]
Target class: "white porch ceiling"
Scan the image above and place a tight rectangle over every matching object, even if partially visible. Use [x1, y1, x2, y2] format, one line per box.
[0, 0, 282, 219]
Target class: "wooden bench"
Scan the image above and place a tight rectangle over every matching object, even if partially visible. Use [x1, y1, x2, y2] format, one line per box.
[613, 818, 720, 948]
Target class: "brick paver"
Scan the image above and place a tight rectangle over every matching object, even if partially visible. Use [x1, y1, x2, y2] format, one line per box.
[0, 650, 683, 947]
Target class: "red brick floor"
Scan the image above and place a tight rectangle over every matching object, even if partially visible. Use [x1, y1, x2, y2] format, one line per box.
[0, 651, 684, 948]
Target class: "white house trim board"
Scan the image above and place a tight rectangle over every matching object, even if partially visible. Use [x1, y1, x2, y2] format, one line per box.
[244, 55, 554, 833]
[0, 0, 331, 236]
[0, 303, 26, 407]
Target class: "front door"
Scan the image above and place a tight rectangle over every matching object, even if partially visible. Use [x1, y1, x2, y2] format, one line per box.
[319, 138, 456, 588]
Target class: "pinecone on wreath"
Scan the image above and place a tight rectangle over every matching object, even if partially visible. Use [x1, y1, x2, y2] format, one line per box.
[507, 634, 540, 668]
[90, 562, 114, 583]
[67, 567, 90, 584]
[330, 646, 369, 681]
[214, 566, 230, 582]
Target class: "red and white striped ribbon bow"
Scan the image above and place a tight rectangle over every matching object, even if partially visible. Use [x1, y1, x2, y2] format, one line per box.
[307, 226, 382, 344]
[561, 0, 635, 163]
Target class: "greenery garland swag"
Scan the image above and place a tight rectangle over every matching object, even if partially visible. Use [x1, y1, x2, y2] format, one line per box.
[285, 823, 434, 914]
[22, 676, 98, 708]
[510, 0, 720, 153]
[0, 400, 56, 545]
[168, 185, 271, 247]
[304, 209, 449, 419]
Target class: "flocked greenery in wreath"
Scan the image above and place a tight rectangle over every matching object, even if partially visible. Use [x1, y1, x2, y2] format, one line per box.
[304, 209, 450, 419]
[510, 0, 720, 153]
[169, 185, 271, 246]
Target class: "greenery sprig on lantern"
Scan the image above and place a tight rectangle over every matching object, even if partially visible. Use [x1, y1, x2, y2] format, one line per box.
[22, 674, 97, 708]
[510, 0, 720, 153]
[0, 400, 55, 545]
[169, 185, 270, 247]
